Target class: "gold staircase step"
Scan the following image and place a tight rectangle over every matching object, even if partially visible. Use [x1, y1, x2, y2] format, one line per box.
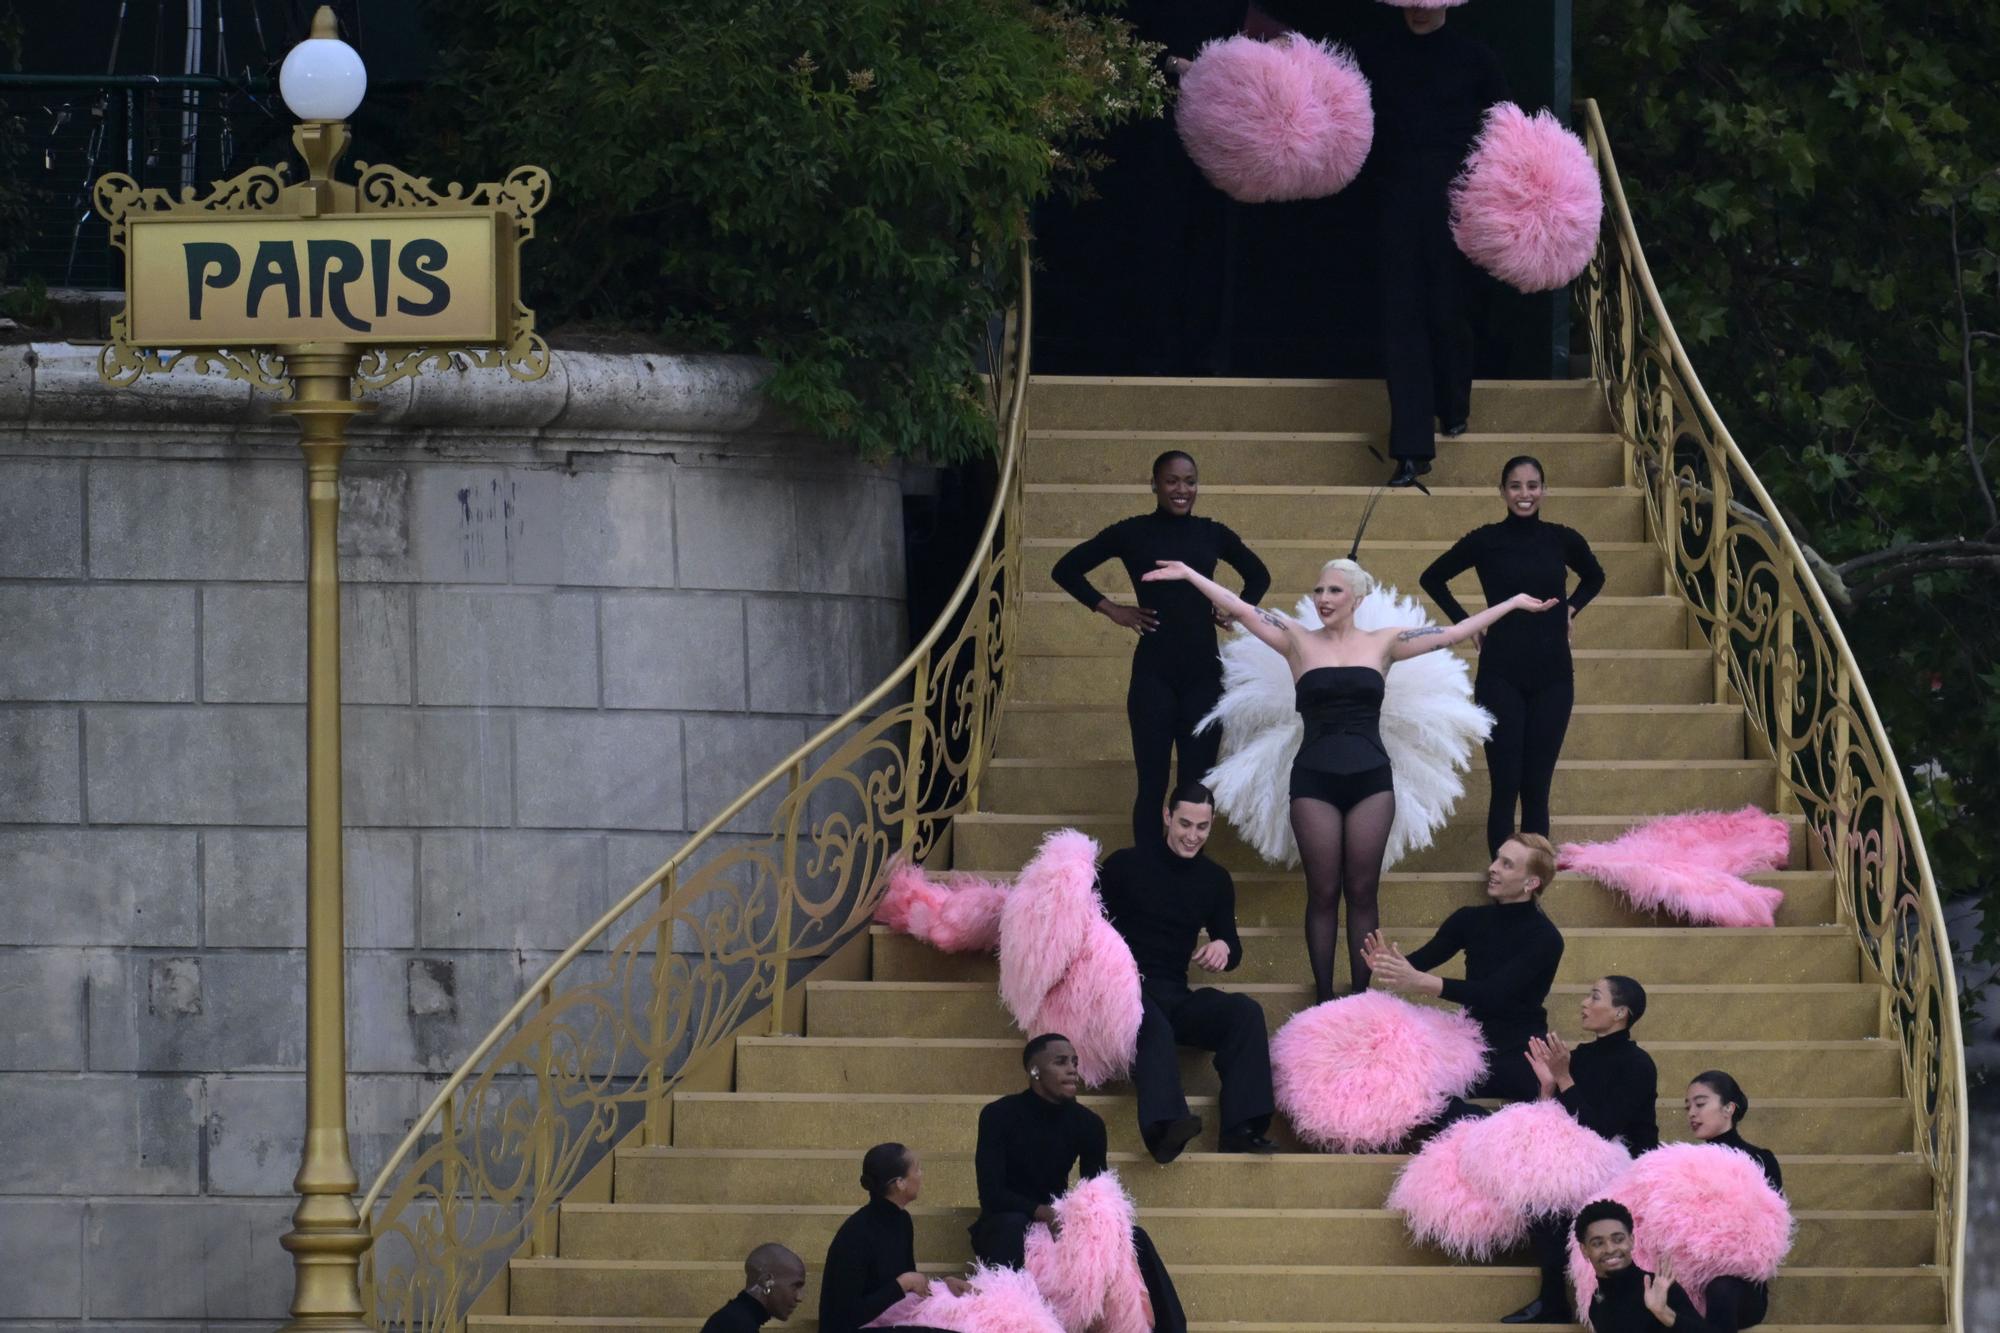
[735, 1036, 1901, 1101]
[980, 757, 1771, 819]
[952, 811, 1812, 874]
[1012, 649, 1715, 705]
[1025, 484, 1646, 543]
[504, 1257, 1941, 1325]
[995, 701, 1745, 763]
[1017, 593, 1691, 654]
[555, 1200, 1931, 1269]
[804, 981, 1880, 1044]
[868, 924, 1857, 987]
[613, 1146, 1929, 1213]
[1025, 430, 1628, 487]
[668, 1092, 1910, 1156]
[1024, 376, 1615, 434]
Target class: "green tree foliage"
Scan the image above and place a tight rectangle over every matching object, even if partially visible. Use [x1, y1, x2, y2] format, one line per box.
[1576, 2, 1999, 962]
[0, 2, 29, 286]
[422, 0, 1163, 461]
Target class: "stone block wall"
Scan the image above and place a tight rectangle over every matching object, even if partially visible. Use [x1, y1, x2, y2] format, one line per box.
[0, 343, 908, 1328]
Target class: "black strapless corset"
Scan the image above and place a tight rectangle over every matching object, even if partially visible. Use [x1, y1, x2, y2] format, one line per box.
[1294, 665, 1390, 774]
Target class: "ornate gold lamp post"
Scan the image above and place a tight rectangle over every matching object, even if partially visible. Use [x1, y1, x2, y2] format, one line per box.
[91, 8, 550, 1327]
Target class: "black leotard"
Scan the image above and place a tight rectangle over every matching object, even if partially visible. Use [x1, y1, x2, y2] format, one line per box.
[1419, 511, 1606, 684]
[1289, 665, 1393, 811]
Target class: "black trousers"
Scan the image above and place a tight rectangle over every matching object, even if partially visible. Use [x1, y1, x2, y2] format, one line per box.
[1127, 666, 1223, 847]
[969, 1214, 1187, 1333]
[1134, 980, 1275, 1137]
[1703, 1276, 1769, 1332]
[1525, 1213, 1574, 1317]
[1474, 1044, 1543, 1103]
[1476, 671, 1574, 856]
[1377, 166, 1475, 461]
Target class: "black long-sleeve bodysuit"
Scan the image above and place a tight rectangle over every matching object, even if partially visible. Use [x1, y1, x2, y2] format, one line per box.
[1405, 900, 1565, 1102]
[1349, 26, 1507, 461]
[1586, 1267, 1720, 1333]
[1420, 511, 1605, 853]
[699, 1293, 771, 1333]
[1053, 510, 1269, 846]
[819, 1198, 920, 1333]
[1099, 844, 1274, 1138]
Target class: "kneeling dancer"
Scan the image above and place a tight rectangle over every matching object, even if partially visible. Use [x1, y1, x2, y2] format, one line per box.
[1506, 975, 1659, 1325]
[700, 1244, 806, 1333]
[1099, 780, 1276, 1163]
[1575, 1200, 1717, 1332]
[971, 1034, 1187, 1333]
[1363, 833, 1565, 1107]
[819, 1143, 966, 1333]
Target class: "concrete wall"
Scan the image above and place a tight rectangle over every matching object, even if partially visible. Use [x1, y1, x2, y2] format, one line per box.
[0, 342, 907, 1329]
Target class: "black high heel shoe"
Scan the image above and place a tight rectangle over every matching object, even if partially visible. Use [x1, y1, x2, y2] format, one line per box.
[1387, 458, 1433, 489]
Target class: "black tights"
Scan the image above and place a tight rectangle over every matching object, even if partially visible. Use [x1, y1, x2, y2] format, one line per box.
[1476, 673, 1573, 855]
[1292, 791, 1396, 1002]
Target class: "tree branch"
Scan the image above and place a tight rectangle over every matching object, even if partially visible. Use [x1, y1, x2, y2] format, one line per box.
[1835, 539, 2000, 577]
[1949, 204, 2000, 533]
[1843, 553, 2000, 601]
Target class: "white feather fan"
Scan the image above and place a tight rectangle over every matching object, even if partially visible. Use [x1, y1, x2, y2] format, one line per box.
[1196, 587, 1493, 869]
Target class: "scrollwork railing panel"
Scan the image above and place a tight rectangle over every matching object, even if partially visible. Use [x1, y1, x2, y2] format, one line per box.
[359, 251, 1033, 1330]
[1578, 102, 1967, 1331]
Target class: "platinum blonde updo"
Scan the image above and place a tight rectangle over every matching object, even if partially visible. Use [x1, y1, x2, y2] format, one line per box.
[1317, 557, 1377, 602]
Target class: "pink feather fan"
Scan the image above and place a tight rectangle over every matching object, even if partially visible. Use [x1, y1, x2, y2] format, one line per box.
[1449, 102, 1603, 292]
[1025, 1173, 1152, 1333]
[1176, 34, 1374, 203]
[1567, 1143, 1794, 1314]
[1456, 1100, 1633, 1220]
[868, 1263, 1066, 1333]
[875, 857, 1007, 953]
[1271, 991, 1488, 1152]
[1386, 1113, 1529, 1259]
[1560, 806, 1790, 927]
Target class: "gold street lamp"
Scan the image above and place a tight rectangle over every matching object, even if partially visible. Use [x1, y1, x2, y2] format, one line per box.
[91, 8, 551, 1327]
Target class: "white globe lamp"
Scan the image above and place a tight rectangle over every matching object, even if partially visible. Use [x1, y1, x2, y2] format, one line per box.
[279, 7, 367, 122]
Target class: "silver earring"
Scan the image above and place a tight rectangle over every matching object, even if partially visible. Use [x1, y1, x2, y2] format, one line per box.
[1030, 1070, 1039, 1079]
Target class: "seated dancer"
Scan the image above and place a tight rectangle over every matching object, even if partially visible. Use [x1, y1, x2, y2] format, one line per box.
[1684, 1071, 1781, 1331]
[699, 1244, 806, 1333]
[1574, 1200, 1719, 1332]
[1098, 780, 1277, 1164]
[1361, 832, 1566, 1104]
[819, 1143, 968, 1333]
[971, 1034, 1187, 1333]
[1505, 975, 1659, 1325]
[1144, 555, 1556, 1000]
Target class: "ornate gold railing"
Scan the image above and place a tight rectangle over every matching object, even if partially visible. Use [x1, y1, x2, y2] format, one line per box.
[1578, 101, 1968, 1329]
[356, 248, 1033, 1331]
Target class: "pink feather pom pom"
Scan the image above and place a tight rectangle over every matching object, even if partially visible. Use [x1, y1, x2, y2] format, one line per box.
[1176, 34, 1374, 203]
[875, 857, 1006, 953]
[867, 1264, 1067, 1333]
[1271, 992, 1488, 1151]
[1455, 1100, 1632, 1221]
[1559, 807, 1790, 927]
[1449, 102, 1603, 292]
[1027, 920, 1144, 1087]
[1567, 1143, 1794, 1314]
[1387, 1115, 1530, 1259]
[1025, 1174, 1150, 1333]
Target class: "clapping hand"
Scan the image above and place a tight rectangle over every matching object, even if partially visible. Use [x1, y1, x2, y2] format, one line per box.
[1525, 1036, 1559, 1098]
[1192, 939, 1232, 973]
[1359, 931, 1416, 992]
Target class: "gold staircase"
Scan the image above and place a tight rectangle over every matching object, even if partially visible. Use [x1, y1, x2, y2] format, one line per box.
[359, 105, 1967, 1333]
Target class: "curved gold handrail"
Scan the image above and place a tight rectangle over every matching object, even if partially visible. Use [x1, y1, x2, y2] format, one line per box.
[356, 247, 1033, 1330]
[1579, 100, 1967, 1330]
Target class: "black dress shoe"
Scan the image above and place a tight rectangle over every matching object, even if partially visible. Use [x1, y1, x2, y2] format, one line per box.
[1387, 459, 1433, 488]
[1217, 1129, 1278, 1155]
[1146, 1115, 1203, 1165]
[1499, 1298, 1572, 1324]
[1442, 419, 1469, 438]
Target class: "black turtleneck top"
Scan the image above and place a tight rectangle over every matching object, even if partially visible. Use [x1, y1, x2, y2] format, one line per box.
[1419, 510, 1606, 684]
[1052, 509, 1270, 677]
[1404, 901, 1564, 1054]
[1586, 1265, 1718, 1333]
[700, 1292, 773, 1333]
[819, 1197, 915, 1333]
[1350, 26, 1508, 176]
[1713, 1128, 1784, 1194]
[1561, 1029, 1660, 1151]
[974, 1088, 1108, 1218]
[1097, 843, 1242, 990]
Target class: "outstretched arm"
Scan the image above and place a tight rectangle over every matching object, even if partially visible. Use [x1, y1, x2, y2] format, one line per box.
[1144, 560, 1295, 655]
[1386, 592, 1560, 662]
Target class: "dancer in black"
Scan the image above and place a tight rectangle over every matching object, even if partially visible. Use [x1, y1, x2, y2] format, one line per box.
[1052, 451, 1270, 847]
[1506, 975, 1659, 1325]
[1421, 456, 1606, 854]
[1144, 555, 1556, 999]
[1684, 1071, 1781, 1331]
[698, 1244, 806, 1333]
[969, 1035, 1187, 1333]
[1574, 1201, 1720, 1333]
[1098, 781, 1276, 1164]
[1362, 832, 1565, 1103]
[819, 1144, 966, 1333]
[1350, 5, 1507, 487]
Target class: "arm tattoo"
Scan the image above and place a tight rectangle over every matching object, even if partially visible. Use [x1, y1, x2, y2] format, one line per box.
[1395, 626, 1444, 643]
[1257, 609, 1290, 631]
